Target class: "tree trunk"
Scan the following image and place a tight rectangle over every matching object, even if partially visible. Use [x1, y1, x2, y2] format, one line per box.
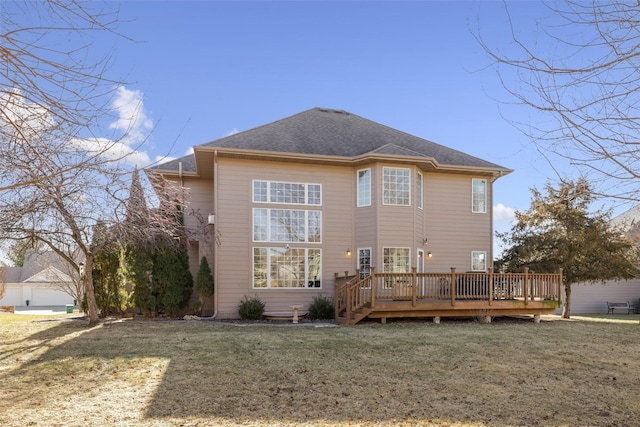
[562, 282, 571, 319]
[83, 253, 100, 325]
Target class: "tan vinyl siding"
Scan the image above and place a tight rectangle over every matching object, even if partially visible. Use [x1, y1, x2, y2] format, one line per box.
[354, 165, 377, 270]
[375, 164, 417, 269]
[214, 158, 354, 318]
[175, 161, 497, 318]
[423, 173, 492, 272]
[181, 178, 214, 230]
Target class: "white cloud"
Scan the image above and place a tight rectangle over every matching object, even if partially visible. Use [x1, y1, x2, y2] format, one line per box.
[109, 86, 153, 146]
[225, 128, 239, 137]
[0, 88, 56, 139]
[70, 137, 151, 168]
[185, 146, 194, 155]
[493, 203, 516, 222]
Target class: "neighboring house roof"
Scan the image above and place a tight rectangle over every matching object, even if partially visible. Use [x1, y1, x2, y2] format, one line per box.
[23, 266, 72, 284]
[0, 250, 75, 285]
[151, 108, 512, 177]
[612, 205, 640, 239]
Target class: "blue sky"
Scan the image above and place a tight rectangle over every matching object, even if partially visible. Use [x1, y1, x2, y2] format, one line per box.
[5, 1, 588, 257]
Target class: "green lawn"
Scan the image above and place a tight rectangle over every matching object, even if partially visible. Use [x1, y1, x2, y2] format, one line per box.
[1, 313, 638, 426]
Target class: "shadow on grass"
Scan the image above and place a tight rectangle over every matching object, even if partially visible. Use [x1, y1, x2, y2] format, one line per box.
[0, 316, 90, 364]
[2, 317, 639, 426]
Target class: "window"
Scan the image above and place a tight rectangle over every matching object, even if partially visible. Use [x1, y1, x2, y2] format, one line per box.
[417, 249, 425, 273]
[417, 171, 423, 209]
[357, 169, 371, 207]
[253, 209, 322, 243]
[472, 178, 487, 213]
[252, 179, 322, 288]
[383, 167, 411, 206]
[358, 248, 371, 280]
[253, 247, 322, 288]
[471, 251, 486, 271]
[383, 247, 410, 273]
[253, 180, 321, 205]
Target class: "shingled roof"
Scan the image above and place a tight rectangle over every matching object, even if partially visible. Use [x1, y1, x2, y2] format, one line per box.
[152, 108, 511, 174]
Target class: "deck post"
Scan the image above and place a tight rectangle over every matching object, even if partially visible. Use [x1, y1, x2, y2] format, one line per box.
[524, 267, 529, 305]
[334, 273, 339, 320]
[345, 272, 351, 324]
[450, 267, 456, 306]
[411, 267, 417, 307]
[488, 267, 493, 305]
[370, 266, 376, 308]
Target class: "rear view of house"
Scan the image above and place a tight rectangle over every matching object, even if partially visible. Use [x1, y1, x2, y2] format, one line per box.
[148, 108, 561, 322]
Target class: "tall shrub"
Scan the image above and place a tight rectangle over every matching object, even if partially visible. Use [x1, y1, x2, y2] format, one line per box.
[152, 244, 193, 316]
[196, 257, 214, 297]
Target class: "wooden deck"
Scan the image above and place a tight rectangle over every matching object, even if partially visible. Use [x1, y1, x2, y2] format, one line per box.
[335, 267, 563, 324]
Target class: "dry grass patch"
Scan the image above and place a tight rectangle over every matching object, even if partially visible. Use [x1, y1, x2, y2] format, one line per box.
[0, 314, 639, 426]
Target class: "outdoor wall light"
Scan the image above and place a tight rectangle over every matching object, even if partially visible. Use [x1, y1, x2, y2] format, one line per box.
[346, 249, 351, 256]
[427, 251, 433, 258]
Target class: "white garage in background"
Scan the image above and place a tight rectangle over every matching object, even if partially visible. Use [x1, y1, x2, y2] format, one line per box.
[0, 251, 78, 307]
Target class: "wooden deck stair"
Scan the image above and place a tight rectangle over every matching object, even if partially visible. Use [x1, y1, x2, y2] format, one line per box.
[336, 302, 372, 325]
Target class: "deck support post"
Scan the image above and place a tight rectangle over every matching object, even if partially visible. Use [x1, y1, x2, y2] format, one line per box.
[411, 267, 417, 307]
[370, 267, 376, 308]
[345, 275, 351, 325]
[488, 267, 493, 306]
[380, 317, 386, 325]
[433, 316, 441, 324]
[524, 267, 529, 305]
[450, 267, 457, 307]
[534, 314, 541, 323]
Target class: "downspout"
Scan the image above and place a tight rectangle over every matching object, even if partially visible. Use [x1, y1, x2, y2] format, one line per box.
[202, 151, 219, 320]
[489, 170, 504, 266]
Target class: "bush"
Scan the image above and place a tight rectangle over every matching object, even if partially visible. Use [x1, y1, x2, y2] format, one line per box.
[307, 294, 335, 320]
[238, 295, 265, 320]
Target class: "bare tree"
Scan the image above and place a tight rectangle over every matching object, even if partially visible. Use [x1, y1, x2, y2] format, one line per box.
[0, 1, 138, 191]
[0, 1, 186, 324]
[478, 1, 640, 202]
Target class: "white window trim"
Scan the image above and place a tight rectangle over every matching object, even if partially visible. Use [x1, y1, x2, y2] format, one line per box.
[417, 249, 425, 273]
[252, 208, 322, 243]
[471, 251, 487, 272]
[357, 168, 372, 207]
[252, 247, 322, 289]
[382, 167, 411, 206]
[382, 247, 411, 272]
[357, 247, 372, 281]
[417, 171, 423, 210]
[252, 179, 322, 206]
[472, 178, 487, 214]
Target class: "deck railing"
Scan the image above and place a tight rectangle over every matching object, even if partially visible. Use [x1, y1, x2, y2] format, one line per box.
[336, 267, 563, 321]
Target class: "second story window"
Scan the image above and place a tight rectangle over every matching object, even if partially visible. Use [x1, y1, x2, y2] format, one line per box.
[253, 208, 321, 243]
[357, 169, 371, 207]
[383, 167, 410, 206]
[472, 178, 487, 213]
[417, 171, 423, 209]
[253, 180, 321, 205]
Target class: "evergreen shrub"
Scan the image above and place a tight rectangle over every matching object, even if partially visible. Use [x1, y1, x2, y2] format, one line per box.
[238, 295, 265, 320]
[307, 294, 335, 320]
